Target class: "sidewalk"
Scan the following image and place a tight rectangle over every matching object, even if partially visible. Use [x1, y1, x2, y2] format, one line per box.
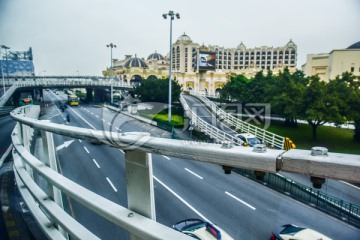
[0, 150, 47, 240]
[104, 103, 195, 141]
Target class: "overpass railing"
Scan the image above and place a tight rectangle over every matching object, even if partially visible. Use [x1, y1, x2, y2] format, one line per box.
[180, 94, 244, 146]
[10, 105, 360, 239]
[189, 90, 285, 149]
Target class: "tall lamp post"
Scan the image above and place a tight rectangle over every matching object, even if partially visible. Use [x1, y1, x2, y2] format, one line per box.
[163, 11, 180, 123]
[107, 43, 116, 103]
[0, 45, 10, 95]
[106, 43, 117, 69]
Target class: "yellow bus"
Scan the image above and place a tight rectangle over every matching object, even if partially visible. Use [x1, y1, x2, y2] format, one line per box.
[67, 94, 80, 106]
[20, 97, 33, 106]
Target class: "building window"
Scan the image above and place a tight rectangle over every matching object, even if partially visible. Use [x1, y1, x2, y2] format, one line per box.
[351, 67, 354, 72]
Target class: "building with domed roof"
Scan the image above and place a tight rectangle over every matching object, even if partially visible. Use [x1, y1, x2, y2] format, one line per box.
[170, 33, 297, 93]
[103, 33, 298, 94]
[105, 53, 169, 83]
[302, 41, 360, 81]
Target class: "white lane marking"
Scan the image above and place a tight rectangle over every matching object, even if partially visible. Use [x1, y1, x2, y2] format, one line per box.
[276, 173, 284, 177]
[185, 168, 203, 180]
[102, 119, 105, 122]
[93, 159, 100, 168]
[119, 149, 124, 154]
[67, 106, 96, 130]
[91, 112, 94, 115]
[106, 177, 118, 192]
[340, 181, 360, 190]
[225, 191, 256, 210]
[84, 147, 90, 154]
[47, 113, 62, 120]
[162, 155, 170, 160]
[154, 176, 210, 222]
[95, 115, 99, 118]
[79, 140, 82, 143]
[115, 127, 120, 130]
[107, 122, 111, 125]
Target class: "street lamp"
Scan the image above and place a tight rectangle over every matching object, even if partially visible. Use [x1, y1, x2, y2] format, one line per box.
[106, 43, 117, 68]
[163, 11, 180, 123]
[0, 45, 10, 95]
[107, 43, 117, 104]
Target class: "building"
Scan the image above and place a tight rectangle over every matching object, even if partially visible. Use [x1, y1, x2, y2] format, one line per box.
[105, 33, 298, 94]
[302, 41, 360, 81]
[0, 47, 35, 77]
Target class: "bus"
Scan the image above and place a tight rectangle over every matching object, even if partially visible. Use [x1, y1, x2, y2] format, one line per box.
[67, 94, 80, 106]
[20, 97, 33, 106]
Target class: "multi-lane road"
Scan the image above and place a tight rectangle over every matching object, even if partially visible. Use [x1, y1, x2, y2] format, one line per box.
[34, 90, 358, 239]
[1, 90, 358, 239]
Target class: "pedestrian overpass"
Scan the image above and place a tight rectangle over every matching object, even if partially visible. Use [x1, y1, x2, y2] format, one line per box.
[0, 76, 133, 107]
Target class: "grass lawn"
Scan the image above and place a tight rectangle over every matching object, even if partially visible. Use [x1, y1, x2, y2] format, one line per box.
[264, 120, 360, 154]
[140, 111, 184, 127]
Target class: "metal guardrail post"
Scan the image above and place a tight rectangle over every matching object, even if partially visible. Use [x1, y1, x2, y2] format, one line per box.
[21, 121, 34, 179]
[125, 147, 156, 220]
[40, 120, 67, 237]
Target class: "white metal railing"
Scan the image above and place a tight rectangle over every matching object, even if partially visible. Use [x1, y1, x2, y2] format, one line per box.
[189, 90, 285, 149]
[180, 94, 244, 146]
[9, 105, 360, 239]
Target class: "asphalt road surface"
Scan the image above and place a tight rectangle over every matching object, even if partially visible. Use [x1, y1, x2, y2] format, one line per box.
[26, 91, 360, 239]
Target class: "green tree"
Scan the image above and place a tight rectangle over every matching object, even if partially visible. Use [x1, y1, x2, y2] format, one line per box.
[268, 68, 307, 127]
[246, 70, 272, 103]
[302, 75, 344, 139]
[133, 78, 181, 103]
[332, 72, 360, 142]
[220, 74, 250, 102]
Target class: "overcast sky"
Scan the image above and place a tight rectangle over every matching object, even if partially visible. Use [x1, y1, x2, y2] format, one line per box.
[1, 0, 359, 76]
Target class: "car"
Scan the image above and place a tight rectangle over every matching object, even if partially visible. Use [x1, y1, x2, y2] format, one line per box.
[270, 224, 332, 240]
[235, 133, 261, 147]
[173, 219, 234, 240]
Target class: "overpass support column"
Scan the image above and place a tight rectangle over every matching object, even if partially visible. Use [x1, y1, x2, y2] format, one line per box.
[86, 88, 93, 102]
[12, 90, 21, 107]
[125, 150, 156, 220]
[94, 88, 106, 103]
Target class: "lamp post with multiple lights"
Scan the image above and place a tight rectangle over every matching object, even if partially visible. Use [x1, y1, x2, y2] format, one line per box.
[0, 45, 10, 95]
[163, 11, 180, 123]
[107, 43, 116, 103]
[106, 43, 117, 68]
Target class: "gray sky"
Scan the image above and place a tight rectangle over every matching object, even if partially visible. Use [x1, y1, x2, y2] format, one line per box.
[1, 0, 359, 76]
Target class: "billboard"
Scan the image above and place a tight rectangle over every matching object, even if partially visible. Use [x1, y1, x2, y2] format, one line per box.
[198, 51, 216, 70]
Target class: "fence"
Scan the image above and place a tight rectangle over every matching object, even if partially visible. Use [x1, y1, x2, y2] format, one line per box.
[189, 90, 286, 149]
[233, 168, 360, 228]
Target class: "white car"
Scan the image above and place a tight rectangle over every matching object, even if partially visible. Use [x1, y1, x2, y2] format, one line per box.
[235, 133, 261, 147]
[173, 219, 234, 240]
[270, 224, 332, 240]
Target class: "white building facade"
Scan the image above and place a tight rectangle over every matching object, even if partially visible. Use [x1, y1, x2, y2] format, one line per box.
[302, 41, 360, 81]
[105, 33, 298, 94]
